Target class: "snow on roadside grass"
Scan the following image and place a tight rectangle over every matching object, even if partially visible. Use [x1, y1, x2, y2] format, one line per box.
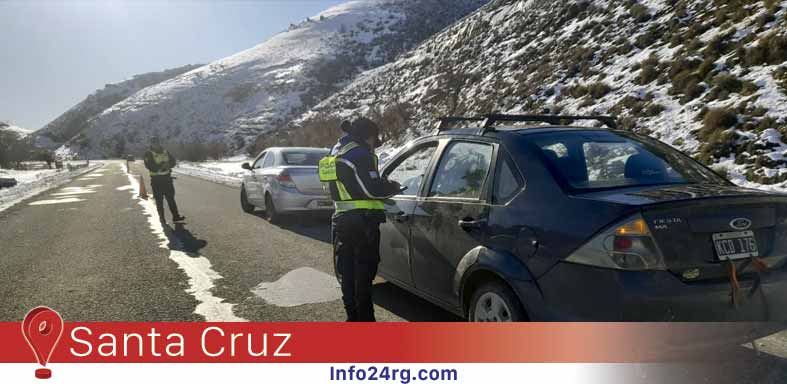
[174, 160, 249, 188]
[0, 163, 102, 213]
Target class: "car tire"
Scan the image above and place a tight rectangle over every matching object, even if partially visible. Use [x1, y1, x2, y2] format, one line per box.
[264, 193, 280, 224]
[468, 280, 526, 322]
[240, 186, 255, 213]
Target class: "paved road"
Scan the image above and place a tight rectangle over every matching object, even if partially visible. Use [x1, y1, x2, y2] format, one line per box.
[2, 160, 786, 383]
[0, 160, 458, 322]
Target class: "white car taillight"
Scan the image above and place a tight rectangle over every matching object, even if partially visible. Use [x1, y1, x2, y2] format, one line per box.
[277, 170, 297, 189]
[565, 214, 667, 271]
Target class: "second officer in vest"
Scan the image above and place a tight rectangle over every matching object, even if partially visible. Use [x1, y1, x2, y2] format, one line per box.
[144, 137, 186, 225]
[320, 118, 401, 322]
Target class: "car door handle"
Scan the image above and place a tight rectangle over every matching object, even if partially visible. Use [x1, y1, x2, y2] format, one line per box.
[458, 218, 487, 230]
[394, 211, 409, 222]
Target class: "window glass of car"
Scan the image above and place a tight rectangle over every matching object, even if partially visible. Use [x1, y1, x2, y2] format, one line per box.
[252, 152, 267, 169]
[528, 130, 727, 191]
[429, 141, 493, 199]
[282, 149, 328, 166]
[262, 152, 276, 168]
[493, 151, 524, 203]
[386, 144, 437, 197]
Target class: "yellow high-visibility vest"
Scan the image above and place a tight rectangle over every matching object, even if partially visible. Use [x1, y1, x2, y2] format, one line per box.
[149, 151, 172, 176]
[318, 142, 384, 212]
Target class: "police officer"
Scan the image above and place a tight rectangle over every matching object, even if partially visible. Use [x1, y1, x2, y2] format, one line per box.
[144, 137, 185, 225]
[319, 118, 401, 322]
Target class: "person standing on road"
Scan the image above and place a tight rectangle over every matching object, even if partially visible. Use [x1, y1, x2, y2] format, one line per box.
[144, 137, 185, 225]
[319, 118, 401, 322]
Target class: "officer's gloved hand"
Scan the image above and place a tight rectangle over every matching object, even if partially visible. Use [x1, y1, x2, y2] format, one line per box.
[386, 180, 403, 196]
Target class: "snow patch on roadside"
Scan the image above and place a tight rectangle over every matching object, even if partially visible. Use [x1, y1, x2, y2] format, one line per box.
[173, 161, 247, 188]
[29, 197, 86, 206]
[0, 164, 102, 213]
[123, 166, 245, 322]
[251, 267, 341, 307]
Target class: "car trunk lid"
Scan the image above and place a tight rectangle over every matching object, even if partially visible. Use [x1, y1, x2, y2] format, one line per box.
[582, 183, 787, 281]
[283, 166, 326, 195]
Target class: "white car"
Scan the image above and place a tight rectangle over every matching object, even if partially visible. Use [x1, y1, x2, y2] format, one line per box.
[240, 147, 333, 222]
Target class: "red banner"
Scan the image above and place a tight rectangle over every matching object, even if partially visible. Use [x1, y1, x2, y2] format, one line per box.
[0, 322, 779, 364]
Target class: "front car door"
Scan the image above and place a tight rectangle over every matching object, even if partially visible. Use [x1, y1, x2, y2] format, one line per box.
[379, 140, 440, 287]
[410, 138, 497, 307]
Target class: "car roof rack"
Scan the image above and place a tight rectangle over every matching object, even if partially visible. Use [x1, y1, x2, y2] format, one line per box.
[436, 116, 486, 131]
[436, 113, 618, 134]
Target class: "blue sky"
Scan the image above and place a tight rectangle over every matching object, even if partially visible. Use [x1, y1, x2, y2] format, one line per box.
[0, 0, 345, 130]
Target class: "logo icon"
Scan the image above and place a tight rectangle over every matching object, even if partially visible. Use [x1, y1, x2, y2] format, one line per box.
[22, 307, 64, 379]
[682, 268, 700, 280]
[730, 218, 752, 231]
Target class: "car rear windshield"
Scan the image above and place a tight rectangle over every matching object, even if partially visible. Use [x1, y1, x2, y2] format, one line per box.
[526, 130, 727, 192]
[282, 150, 328, 166]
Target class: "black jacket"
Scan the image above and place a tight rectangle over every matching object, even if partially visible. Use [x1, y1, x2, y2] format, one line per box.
[329, 135, 399, 202]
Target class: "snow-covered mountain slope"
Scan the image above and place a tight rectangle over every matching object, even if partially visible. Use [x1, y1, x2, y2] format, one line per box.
[34, 64, 202, 150]
[293, 0, 787, 188]
[60, 0, 488, 158]
[0, 121, 32, 137]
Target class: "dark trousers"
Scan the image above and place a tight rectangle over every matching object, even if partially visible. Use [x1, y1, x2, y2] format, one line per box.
[332, 210, 383, 322]
[150, 175, 180, 220]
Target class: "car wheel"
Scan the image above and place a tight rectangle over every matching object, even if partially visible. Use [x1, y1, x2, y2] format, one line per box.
[468, 281, 526, 322]
[264, 193, 280, 224]
[240, 186, 255, 213]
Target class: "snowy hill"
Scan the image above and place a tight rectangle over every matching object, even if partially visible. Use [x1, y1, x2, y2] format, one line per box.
[0, 121, 32, 137]
[291, 0, 787, 188]
[58, 0, 488, 158]
[34, 64, 202, 150]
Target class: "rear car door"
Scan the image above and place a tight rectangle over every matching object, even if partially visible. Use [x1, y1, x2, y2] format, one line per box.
[379, 141, 440, 287]
[410, 139, 496, 306]
[257, 151, 276, 196]
[245, 151, 267, 202]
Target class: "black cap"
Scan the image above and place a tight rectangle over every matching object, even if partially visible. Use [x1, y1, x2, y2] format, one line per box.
[341, 117, 381, 147]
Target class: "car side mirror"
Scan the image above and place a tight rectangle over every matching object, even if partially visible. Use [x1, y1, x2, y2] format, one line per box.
[242, 162, 252, 170]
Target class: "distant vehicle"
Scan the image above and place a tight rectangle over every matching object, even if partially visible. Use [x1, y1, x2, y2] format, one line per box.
[369, 113, 787, 322]
[241, 147, 333, 222]
[0, 178, 17, 189]
[126, 155, 135, 162]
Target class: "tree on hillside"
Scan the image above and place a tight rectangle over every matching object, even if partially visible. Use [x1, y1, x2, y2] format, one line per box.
[33, 149, 55, 169]
[0, 130, 34, 169]
[207, 141, 230, 161]
[369, 101, 412, 143]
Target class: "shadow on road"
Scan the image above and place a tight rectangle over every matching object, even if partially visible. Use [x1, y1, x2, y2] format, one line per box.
[163, 222, 208, 256]
[248, 211, 332, 244]
[373, 282, 462, 322]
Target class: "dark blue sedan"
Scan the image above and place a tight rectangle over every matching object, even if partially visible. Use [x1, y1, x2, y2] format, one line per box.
[368, 114, 787, 322]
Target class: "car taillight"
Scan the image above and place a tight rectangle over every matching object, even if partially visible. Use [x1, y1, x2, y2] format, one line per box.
[277, 171, 297, 188]
[565, 214, 666, 271]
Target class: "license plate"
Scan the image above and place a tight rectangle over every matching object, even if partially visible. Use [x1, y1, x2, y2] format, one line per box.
[316, 200, 333, 207]
[712, 230, 758, 260]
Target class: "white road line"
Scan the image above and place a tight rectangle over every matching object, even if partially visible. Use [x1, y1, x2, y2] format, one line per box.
[124, 167, 245, 322]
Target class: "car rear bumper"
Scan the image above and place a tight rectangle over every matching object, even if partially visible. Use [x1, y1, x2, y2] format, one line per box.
[535, 262, 787, 322]
[272, 187, 333, 213]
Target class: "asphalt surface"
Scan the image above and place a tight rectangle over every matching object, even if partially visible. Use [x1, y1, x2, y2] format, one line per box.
[1, 160, 786, 383]
[0, 161, 457, 323]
